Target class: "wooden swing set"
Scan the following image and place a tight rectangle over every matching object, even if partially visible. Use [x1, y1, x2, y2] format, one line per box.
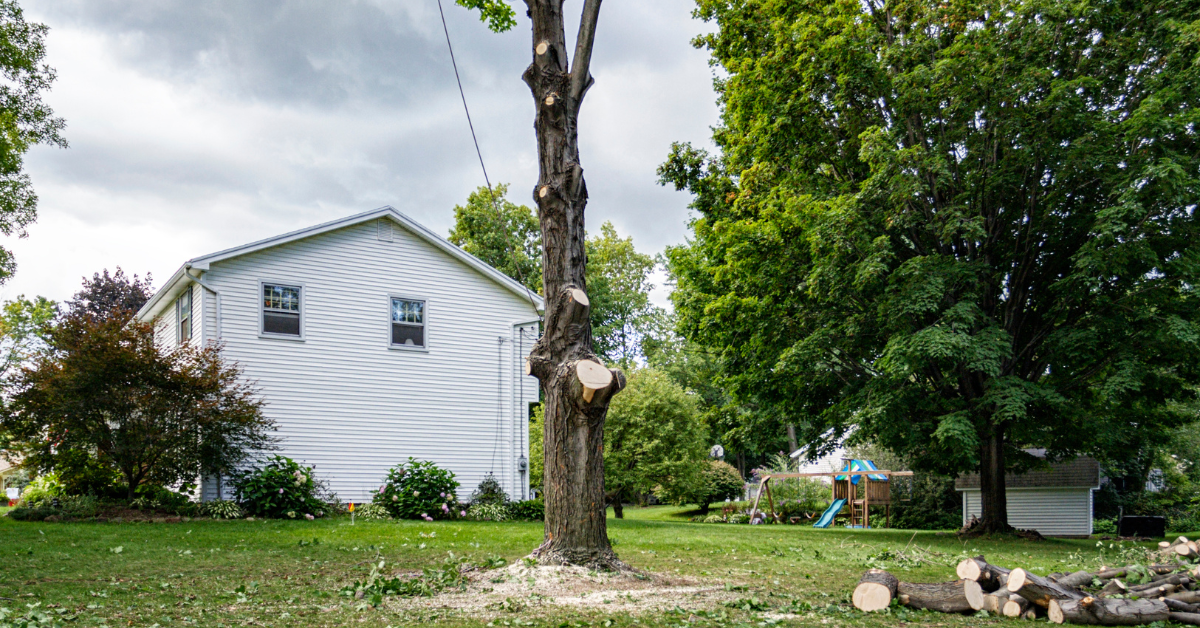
[749, 461, 913, 527]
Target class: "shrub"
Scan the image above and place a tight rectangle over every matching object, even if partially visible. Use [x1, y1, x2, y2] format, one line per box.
[7, 494, 100, 521]
[703, 514, 725, 523]
[508, 498, 544, 521]
[728, 513, 749, 524]
[465, 502, 510, 522]
[201, 499, 244, 520]
[233, 456, 326, 519]
[54, 449, 125, 498]
[888, 473, 962, 530]
[470, 473, 508, 505]
[694, 461, 744, 513]
[355, 503, 392, 521]
[768, 477, 828, 513]
[130, 485, 197, 516]
[18, 473, 63, 507]
[374, 458, 460, 520]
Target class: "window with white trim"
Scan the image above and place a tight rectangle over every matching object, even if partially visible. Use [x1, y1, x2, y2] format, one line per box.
[390, 298, 425, 348]
[262, 284, 301, 336]
[176, 288, 192, 344]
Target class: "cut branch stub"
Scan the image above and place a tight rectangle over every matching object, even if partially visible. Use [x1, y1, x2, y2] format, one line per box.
[535, 41, 549, 55]
[577, 360, 612, 403]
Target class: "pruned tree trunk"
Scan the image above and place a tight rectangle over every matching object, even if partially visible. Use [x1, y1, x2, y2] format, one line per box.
[977, 423, 1011, 533]
[1048, 597, 1169, 625]
[897, 580, 984, 613]
[521, 0, 627, 570]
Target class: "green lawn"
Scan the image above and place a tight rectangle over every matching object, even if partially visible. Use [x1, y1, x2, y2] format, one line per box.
[0, 506, 1185, 628]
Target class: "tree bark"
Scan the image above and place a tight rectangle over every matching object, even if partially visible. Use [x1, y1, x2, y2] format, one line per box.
[786, 424, 798, 454]
[1049, 597, 1169, 625]
[897, 580, 984, 613]
[957, 555, 1011, 592]
[522, 0, 627, 571]
[977, 423, 1011, 533]
[852, 569, 899, 612]
[1008, 568, 1087, 609]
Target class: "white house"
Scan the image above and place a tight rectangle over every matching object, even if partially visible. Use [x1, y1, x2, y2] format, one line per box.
[956, 453, 1101, 537]
[135, 207, 543, 504]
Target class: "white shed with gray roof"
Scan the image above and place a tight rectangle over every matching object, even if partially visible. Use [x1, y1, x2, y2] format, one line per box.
[956, 455, 1101, 538]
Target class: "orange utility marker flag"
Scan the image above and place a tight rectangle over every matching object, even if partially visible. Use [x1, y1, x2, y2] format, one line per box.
[349, 502, 355, 525]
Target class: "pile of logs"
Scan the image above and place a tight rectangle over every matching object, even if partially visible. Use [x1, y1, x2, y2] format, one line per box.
[851, 536, 1200, 625]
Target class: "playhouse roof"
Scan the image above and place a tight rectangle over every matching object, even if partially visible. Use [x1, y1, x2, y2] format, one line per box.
[955, 453, 1100, 490]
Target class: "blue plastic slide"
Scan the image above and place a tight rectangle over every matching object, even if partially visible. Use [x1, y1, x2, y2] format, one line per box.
[813, 498, 847, 528]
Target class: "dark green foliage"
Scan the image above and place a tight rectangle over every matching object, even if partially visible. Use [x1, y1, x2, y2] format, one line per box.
[665, 460, 743, 514]
[0, 0, 67, 284]
[469, 473, 508, 505]
[888, 474, 962, 531]
[448, 184, 542, 295]
[663, 0, 1200, 527]
[130, 485, 198, 517]
[508, 498, 544, 522]
[52, 449, 124, 499]
[7, 494, 99, 521]
[586, 223, 661, 364]
[373, 458, 460, 520]
[233, 456, 326, 519]
[340, 556, 467, 607]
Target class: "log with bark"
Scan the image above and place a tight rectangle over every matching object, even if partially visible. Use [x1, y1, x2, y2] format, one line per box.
[1163, 598, 1200, 614]
[1003, 594, 1030, 618]
[1048, 597, 1169, 625]
[1171, 591, 1200, 605]
[1056, 570, 1099, 588]
[896, 580, 984, 613]
[1172, 611, 1200, 626]
[957, 556, 1011, 592]
[1008, 568, 1087, 609]
[982, 587, 1011, 613]
[852, 569, 899, 612]
[1097, 578, 1127, 598]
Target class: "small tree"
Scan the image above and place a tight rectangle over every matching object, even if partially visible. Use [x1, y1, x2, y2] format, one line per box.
[4, 312, 273, 500]
[603, 369, 707, 518]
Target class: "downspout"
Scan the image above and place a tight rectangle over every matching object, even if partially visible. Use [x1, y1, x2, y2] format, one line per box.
[183, 264, 221, 341]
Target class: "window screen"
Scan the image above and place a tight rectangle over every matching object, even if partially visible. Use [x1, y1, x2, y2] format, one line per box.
[177, 288, 192, 344]
[263, 284, 301, 336]
[391, 298, 425, 347]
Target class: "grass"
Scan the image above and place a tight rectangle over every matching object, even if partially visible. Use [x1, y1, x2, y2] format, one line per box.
[0, 506, 1187, 628]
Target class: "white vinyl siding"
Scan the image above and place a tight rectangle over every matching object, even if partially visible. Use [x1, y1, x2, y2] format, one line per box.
[187, 217, 538, 503]
[962, 488, 1094, 537]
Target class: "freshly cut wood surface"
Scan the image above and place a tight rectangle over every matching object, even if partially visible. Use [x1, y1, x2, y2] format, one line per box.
[956, 556, 1011, 592]
[897, 580, 984, 613]
[852, 569, 898, 612]
[1049, 597, 1169, 625]
[1003, 595, 1029, 618]
[575, 360, 612, 403]
[1009, 568, 1087, 609]
[1098, 578, 1126, 598]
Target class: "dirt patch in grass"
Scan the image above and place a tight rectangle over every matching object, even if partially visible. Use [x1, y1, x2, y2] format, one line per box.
[385, 562, 739, 618]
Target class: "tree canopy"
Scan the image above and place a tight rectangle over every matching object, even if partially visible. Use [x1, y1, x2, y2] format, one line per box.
[65, 268, 154, 322]
[0, 0, 66, 283]
[662, 0, 1200, 530]
[448, 184, 543, 295]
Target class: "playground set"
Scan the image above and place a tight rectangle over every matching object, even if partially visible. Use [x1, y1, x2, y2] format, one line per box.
[749, 459, 913, 528]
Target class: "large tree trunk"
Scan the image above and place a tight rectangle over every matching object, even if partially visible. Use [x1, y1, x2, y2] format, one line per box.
[977, 423, 1011, 533]
[522, 0, 626, 570]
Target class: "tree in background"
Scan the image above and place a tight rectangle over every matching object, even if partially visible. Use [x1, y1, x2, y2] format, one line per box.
[0, 295, 54, 381]
[0, 0, 67, 283]
[448, 184, 543, 294]
[586, 222, 659, 365]
[4, 313, 273, 501]
[603, 368, 707, 518]
[662, 0, 1200, 532]
[65, 268, 153, 322]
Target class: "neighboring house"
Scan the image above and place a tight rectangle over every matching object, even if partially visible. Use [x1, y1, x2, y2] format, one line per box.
[791, 444, 848, 485]
[135, 207, 543, 504]
[956, 452, 1101, 537]
[1, 456, 22, 499]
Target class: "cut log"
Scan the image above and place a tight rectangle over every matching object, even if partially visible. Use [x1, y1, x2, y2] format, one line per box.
[1163, 598, 1200, 614]
[1129, 573, 1191, 592]
[575, 360, 612, 403]
[1009, 568, 1087, 609]
[1177, 542, 1200, 559]
[897, 580, 984, 613]
[983, 589, 1010, 614]
[1022, 608, 1038, 620]
[1135, 583, 1178, 598]
[852, 569, 898, 612]
[957, 556, 1011, 592]
[1049, 596, 1169, 625]
[1171, 591, 1200, 604]
[1004, 595, 1030, 618]
[1056, 570, 1098, 588]
[1172, 611, 1200, 626]
[1098, 578, 1127, 598]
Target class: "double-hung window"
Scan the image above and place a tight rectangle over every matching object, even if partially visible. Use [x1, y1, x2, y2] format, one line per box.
[390, 298, 426, 348]
[176, 288, 192, 344]
[262, 283, 302, 337]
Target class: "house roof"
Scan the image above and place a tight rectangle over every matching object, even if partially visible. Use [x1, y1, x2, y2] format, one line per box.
[955, 455, 1101, 490]
[136, 206, 545, 321]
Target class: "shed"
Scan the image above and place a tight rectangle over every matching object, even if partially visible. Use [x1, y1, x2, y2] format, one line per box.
[956, 454, 1100, 538]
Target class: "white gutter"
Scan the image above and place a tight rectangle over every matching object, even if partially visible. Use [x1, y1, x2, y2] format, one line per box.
[184, 265, 222, 341]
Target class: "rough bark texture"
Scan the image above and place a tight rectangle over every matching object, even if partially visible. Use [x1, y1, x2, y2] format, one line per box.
[1172, 611, 1200, 626]
[958, 555, 1012, 592]
[897, 580, 984, 613]
[977, 424, 1011, 533]
[1048, 597, 1169, 625]
[1009, 568, 1088, 609]
[522, 0, 626, 570]
[1056, 571, 1099, 588]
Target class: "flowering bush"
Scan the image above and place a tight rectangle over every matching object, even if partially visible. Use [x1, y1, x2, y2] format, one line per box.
[233, 456, 326, 519]
[373, 458, 460, 520]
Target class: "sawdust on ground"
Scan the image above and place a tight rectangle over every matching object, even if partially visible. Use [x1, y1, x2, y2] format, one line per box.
[382, 561, 740, 618]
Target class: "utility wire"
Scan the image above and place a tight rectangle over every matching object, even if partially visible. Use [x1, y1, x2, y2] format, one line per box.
[436, 0, 542, 320]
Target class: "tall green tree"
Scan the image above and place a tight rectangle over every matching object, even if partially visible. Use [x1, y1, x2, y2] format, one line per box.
[448, 184, 543, 294]
[602, 368, 707, 518]
[586, 222, 659, 365]
[662, 0, 1200, 531]
[0, 294, 54, 381]
[0, 0, 67, 282]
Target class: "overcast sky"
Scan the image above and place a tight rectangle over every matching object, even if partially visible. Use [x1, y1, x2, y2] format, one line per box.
[1, 0, 719, 307]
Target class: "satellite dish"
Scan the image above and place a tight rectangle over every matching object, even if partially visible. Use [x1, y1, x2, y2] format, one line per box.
[710, 444, 725, 459]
